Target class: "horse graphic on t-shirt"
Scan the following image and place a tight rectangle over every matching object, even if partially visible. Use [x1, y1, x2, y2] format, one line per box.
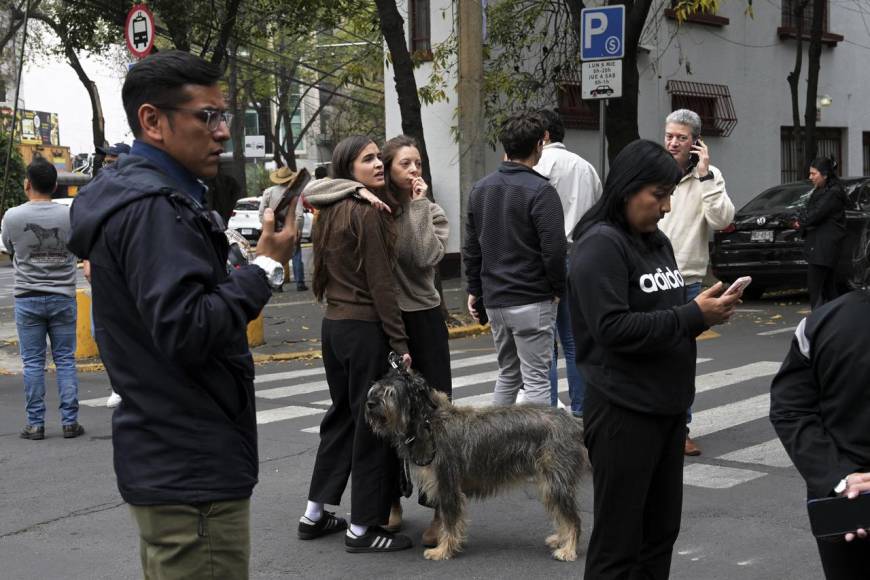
[24, 223, 64, 252]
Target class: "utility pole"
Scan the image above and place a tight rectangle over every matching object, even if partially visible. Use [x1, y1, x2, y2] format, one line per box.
[457, 0, 485, 283]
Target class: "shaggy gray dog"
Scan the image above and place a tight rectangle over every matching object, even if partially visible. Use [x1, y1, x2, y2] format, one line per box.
[365, 364, 589, 561]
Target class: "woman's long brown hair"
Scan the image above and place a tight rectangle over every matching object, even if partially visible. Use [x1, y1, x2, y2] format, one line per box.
[311, 136, 397, 301]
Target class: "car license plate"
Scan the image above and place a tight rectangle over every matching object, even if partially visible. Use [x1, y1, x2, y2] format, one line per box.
[241, 228, 253, 235]
[751, 230, 774, 242]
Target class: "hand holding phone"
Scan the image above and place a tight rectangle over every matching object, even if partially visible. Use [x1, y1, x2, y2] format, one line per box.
[808, 491, 870, 538]
[724, 276, 752, 297]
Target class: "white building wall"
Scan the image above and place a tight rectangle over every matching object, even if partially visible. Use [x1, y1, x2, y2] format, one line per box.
[384, 0, 463, 254]
[385, 0, 870, 250]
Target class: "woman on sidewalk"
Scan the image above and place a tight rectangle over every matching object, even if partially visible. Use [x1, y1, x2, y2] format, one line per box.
[802, 156, 849, 309]
[569, 140, 740, 579]
[296, 135, 413, 554]
[303, 135, 452, 546]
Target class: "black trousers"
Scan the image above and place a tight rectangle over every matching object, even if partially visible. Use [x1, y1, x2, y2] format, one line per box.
[583, 387, 686, 580]
[816, 535, 870, 579]
[307, 319, 398, 526]
[808, 264, 838, 310]
[403, 307, 452, 398]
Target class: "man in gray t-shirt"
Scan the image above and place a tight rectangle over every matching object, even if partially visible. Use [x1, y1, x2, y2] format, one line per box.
[0, 157, 82, 440]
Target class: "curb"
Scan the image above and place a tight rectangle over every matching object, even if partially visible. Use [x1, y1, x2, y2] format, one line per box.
[3, 322, 495, 374]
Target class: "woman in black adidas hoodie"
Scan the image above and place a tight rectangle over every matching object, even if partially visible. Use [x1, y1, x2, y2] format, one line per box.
[569, 140, 740, 579]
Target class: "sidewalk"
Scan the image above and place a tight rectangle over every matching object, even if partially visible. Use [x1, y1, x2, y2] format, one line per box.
[0, 275, 487, 373]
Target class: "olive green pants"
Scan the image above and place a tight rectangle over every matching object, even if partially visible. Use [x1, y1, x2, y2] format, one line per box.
[129, 498, 250, 580]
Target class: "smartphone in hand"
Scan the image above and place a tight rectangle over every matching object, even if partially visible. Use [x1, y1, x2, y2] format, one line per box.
[724, 276, 752, 297]
[808, 491, 870, 538]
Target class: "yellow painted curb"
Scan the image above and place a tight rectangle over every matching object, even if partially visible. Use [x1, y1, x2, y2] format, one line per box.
[697, 329, 720, 341]
[76, 289, 99, 359]
[447, 324, 490, 339]
[247, 312, 265, 347]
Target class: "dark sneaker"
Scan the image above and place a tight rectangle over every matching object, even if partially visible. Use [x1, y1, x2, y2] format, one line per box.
[20, 425, 45, 440]
[296, 284, 309, 292]
[298, 511, 347, 540]
[345, 526, 413, 553]
[62, 423, 85, 439]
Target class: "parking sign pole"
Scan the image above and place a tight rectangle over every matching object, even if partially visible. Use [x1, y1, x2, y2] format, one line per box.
[599, 100, 606, 178]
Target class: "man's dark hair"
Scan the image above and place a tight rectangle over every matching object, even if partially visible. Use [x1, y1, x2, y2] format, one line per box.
[122, 50, 223, 137]
[27, 156, 57, 195]
[539, 109, 566, 143]
[499, 110, 547, 160]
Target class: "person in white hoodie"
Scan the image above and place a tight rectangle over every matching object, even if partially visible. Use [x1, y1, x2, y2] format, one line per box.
[659, 108, 735, 457]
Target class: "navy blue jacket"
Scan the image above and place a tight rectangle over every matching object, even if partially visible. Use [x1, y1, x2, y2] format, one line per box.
[68, 153, 271, 505]
[463, 162, 566, 307]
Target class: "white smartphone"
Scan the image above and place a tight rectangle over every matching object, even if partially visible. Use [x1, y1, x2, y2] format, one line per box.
[724, 276, 752, 297]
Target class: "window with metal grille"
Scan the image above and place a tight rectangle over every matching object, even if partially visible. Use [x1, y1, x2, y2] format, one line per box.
[778, 0, 842, 45]
[780, 126, 843, 183]
[666, 81, 737, 137]
[409, 0, 432, 59]
[557, 82, 600, 131]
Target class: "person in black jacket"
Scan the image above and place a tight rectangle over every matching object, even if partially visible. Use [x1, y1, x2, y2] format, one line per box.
[802, 156, 849, 309]
[68, 51, 296, 579]
[770, 235, 870, 578]
[462, 110, 566, 406]
[569, 140, 740, 580]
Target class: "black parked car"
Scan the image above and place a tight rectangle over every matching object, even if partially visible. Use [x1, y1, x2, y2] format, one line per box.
[710, 177, 870, 298]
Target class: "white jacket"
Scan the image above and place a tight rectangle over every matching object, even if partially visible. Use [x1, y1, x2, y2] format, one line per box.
[534, 142, 602, 240]
[658, 164, 734, 285]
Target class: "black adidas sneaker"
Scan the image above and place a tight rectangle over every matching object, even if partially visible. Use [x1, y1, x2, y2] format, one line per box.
[345, 526, 413, 553]
[298, 511, 347, 540]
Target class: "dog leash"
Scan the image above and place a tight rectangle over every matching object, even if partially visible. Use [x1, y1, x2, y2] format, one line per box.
[388, 352, 437, 467]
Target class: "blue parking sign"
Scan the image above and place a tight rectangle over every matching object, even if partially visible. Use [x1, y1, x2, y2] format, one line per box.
[580, 6, 625, 61]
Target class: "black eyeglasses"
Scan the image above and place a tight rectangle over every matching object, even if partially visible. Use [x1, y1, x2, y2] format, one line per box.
[157, 106, 233, 132]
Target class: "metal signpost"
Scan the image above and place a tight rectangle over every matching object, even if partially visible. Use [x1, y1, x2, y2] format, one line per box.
[125, 4, 155, 60]
[580, 5, 625, 178]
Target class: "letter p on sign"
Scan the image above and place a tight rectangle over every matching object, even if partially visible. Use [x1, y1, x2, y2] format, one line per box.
[580, 6, 625, 61]
[584, 14, 608, 49]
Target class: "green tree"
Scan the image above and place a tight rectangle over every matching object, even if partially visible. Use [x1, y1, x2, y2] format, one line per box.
[0, 128, 27, 211]
[424, 0, 736, 162]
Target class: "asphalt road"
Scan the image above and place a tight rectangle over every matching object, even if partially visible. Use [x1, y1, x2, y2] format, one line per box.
[0, 289, 831, 579]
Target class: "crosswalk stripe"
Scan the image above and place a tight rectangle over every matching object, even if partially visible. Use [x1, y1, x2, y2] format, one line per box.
[80, 396, 109, 407]
[757, 326, 797, 337]
[254, 353, 502, 386]
[256, 405, 323, 424]
[695, 362, 781, 393]
[257, 380, 330, 400]
[690, 393, 770, 439]
[718, 437, 793, 468]
[255, 367, 324, 384]
[683, 464, 767, 489]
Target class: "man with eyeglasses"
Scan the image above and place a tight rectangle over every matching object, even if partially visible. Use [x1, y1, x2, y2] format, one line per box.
[69, 50, 296, 579]
[659, 108, 735, 458]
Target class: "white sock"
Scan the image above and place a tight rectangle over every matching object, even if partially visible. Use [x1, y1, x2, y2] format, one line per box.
[348, 524, 368, 537]
[304, 501, 323, 522]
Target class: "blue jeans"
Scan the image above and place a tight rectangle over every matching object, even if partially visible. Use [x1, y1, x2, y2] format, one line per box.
[684, 282, 702, 425]
[550, 258, 586, 415]
[292, 245, 305, 288]
[14, 294, 79, 426]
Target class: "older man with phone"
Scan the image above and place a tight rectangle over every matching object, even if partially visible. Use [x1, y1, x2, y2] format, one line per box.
[659, 108, 735, 456]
